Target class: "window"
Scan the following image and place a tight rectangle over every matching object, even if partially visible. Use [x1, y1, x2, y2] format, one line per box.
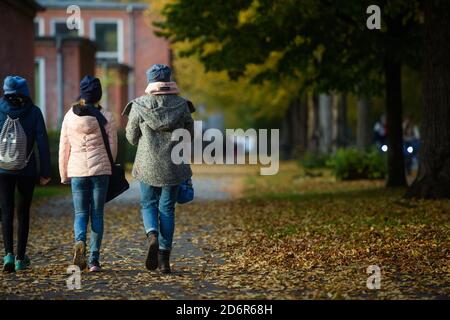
[54, 22, 79, 37]
[34, 58, 46, 121]
[50, 19, 84, 38]
[95, 23, 118, 52]
[34, 18, 44, 37]
[90, 19, 124, 63]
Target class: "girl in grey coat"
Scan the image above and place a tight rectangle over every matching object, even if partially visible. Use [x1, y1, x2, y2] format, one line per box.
[123, 64, 193, 273]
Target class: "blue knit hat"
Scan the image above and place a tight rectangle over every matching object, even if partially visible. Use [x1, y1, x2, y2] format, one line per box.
[3, 76, 30, 97]
[146, 64, 171, 83]
[79, 75, 102, 103]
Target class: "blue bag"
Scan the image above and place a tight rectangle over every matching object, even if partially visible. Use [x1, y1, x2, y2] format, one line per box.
[177, 179, 194, 204]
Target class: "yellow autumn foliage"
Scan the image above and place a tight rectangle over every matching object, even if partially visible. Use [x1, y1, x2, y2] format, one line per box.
[147, 0, 305, 128]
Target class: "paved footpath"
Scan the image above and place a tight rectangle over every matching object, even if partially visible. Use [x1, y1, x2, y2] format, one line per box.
[0, 175, 243, 299]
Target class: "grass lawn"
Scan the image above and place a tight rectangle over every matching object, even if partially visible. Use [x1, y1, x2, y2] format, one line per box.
[33, 184, 71, 200]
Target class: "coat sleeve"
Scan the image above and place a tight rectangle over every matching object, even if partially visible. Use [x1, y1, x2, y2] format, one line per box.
[125, 103, 141, 146]
[184, 105, 195, 137]
[58, 115, 71, 184]
[106, 113, 118, 162]
[35, 107, 52, 178]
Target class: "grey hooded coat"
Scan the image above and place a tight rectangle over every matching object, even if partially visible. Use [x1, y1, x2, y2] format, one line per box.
[123, 94, 194, 187]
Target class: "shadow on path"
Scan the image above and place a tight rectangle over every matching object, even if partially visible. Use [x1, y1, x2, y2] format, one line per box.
[0, 175, 241, 299]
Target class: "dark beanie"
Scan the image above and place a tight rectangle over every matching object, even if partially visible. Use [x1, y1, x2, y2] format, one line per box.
[3, 76, 30, 97]
[146, 64, 171, 83]
[80, 75, 102, 103]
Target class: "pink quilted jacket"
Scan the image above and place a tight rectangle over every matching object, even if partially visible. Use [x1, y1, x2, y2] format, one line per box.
[59, 107, 118, 184]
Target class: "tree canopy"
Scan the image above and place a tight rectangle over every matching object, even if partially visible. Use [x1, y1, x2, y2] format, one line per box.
[152, 0, 425, 186]
[154, 0, 423, 96]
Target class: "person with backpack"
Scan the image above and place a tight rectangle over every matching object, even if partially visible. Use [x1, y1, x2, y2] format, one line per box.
[0, 76, 51, 273]
[59, 76, 117, 272]
[123, 64, 194, 274]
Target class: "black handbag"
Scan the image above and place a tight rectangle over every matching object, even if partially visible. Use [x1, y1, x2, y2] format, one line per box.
[94, 111, 129, 203]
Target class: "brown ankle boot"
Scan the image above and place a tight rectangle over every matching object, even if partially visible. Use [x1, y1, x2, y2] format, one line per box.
[145, 232, 159, 270]
[73, 241, 87, 270]
[158, 250, 171, 274]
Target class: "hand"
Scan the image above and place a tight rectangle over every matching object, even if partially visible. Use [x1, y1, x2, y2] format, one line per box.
[40, 177, 51, 186]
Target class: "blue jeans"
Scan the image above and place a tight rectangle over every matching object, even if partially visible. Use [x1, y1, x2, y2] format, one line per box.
[140, 182, 178, 251]
[71, 175, 109, 264]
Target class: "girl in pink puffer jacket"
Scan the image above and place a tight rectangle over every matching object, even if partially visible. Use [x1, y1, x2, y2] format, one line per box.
[59, 76, 117, 272]
[59, 102, 117, 183]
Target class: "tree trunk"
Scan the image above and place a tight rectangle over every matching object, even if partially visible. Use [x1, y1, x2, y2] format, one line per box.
[383, 12, 407, 187]
[318, 93, 333, 154]
[307, 93, 320, 152]
[280, 103, 294, 159]
[385, 56, 406, 187]
[337, 93, 348, 147]
[280, 97, 308, 159]
[356, 96, 372, 151]
[291, 96, 308, 155]
[301, 98, 309, 152]
[405, 0, 450, 199]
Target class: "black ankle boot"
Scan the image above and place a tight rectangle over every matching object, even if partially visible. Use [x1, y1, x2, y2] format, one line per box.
[145, 232, 159, 270]
[158, 250, 171, 274]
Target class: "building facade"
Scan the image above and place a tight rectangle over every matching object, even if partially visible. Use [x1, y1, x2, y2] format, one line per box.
[0, 0, 43, 98]
[35, 1, 172, 129]
[35, 37, 97, 129]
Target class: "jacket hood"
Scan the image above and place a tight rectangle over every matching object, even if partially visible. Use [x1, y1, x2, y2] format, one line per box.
[73, 104, 107, 125]
[126, 95, 188, 132]
[0, 97, 33, 118]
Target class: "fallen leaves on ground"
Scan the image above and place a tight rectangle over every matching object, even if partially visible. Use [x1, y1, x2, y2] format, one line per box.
[0, 163, 448, 299]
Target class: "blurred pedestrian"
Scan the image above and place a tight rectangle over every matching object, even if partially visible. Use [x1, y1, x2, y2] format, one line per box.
[403, 117, 420, 174]
[374, 114, 387, 148]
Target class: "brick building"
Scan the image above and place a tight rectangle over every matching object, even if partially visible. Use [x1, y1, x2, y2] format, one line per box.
[35, 37, 97, 129]
[35, 1, 172, 129]
[0, 0, 43, 98]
